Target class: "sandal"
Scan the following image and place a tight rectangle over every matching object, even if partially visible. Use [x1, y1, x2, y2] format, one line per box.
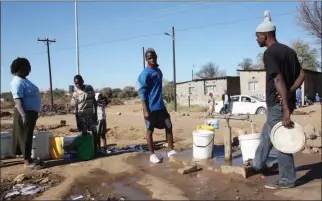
[24, 159, 45, 170]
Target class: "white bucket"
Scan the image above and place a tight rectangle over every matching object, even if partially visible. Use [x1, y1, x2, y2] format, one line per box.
[1, 132, 12, 158]
[32, 132, 53, 160]
[192, 130, 215, 160]
[207, 119, 219, 130]
[238, 133, 261, 163]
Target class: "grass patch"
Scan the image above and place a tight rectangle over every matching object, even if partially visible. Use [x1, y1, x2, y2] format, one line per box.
[166, 101, 207, 113]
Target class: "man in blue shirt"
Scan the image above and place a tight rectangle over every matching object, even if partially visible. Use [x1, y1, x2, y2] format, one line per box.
[138, 48, 177, 164]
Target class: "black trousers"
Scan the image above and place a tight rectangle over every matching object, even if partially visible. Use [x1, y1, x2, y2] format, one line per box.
[12, 108, 38, 160]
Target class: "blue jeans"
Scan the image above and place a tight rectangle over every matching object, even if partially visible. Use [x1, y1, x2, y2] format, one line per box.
[252, 104, 296, 185]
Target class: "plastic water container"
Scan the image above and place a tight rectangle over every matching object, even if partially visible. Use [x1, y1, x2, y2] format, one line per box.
[196, 125, 215, 132]
[207, 119, 219, 130]
[238, 133, 261, 163]
[192, 130, 215, 160]
[50, 136, 78, 159]
[31, 132, 53, 160]
[50, 137, 64, 159]
[1, 132, 12, 158]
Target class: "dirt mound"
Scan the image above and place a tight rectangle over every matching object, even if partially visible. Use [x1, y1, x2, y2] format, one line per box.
[109, 99, 124, 106]
[40, 104, 74, 117]
[1, 111, 12, 119]
[0, 171, 64, 200]
[0, 124, 12, 132]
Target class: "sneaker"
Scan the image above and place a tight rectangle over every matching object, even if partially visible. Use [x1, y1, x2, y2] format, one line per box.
[150, 154, 161, 164]
[167, 150, 177, 157]
[265, 181, 295, 190]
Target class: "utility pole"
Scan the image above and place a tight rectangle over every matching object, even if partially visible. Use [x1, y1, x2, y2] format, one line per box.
[172, 26, 177, 112]
[143, 47, 145, 69]
[38, 38, 56, 110]
[164, 27, 177, 112]
[192, 64, 195, 80]
[75, 0, 80, 74]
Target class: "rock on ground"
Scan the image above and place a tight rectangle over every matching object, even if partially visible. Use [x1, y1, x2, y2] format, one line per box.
[306, 137, 322, 148]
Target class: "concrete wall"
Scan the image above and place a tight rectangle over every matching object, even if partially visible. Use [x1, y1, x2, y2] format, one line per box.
[227, 77, 241, 96]
[239, 71, 266, 99]
[176, 77, 240, 106]
[239, 70, 322, 103]
[176, 81, 208, 107]
[303, 71, 322, 99]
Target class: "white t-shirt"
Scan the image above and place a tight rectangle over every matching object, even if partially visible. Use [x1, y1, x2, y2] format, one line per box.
[224, 94, 229, 105]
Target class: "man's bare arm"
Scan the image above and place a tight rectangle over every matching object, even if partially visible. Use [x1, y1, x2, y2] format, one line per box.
[274, 73, 289, 111]
[290, 69, 305, 93]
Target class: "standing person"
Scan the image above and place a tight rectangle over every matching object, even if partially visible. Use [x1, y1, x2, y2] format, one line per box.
[221, 90, 231, 114]
[10, 57, 45, 169]
[95, 93, 108, 153]
[252, 10, 305, 189]
[207, 92, 215, 117]
[296, 87, 302, 108]
[71, 75, 100, 156]
[138, 48, 177, 164]
[315, 93, 320, 103]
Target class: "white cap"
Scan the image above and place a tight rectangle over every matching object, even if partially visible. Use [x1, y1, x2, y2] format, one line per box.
[256, 10, 276, 33]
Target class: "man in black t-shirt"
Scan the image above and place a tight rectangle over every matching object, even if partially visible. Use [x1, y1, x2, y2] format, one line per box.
[251, 11, 305, 190]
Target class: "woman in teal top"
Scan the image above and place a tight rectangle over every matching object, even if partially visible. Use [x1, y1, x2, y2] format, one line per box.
[10, 57, 44, 169]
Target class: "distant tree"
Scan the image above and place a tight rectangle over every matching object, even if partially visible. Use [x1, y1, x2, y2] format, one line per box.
[124, 86, 138, 97]
[162, 80, 174, 103]
[100, 87, 113, 99]
[112, 88, 122, 98]
[291, 39, 320, 71]
[296, 2, 322, 43]
[252, 53, 265, 69]
[238, 58, 253, 70]
[0, 92, 14, 103]
[52, 88, 65, 98]
[195, 62, 226, 79]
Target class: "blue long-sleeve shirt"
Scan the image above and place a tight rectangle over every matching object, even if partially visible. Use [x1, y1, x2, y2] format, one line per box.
[138, 66, 165, 112]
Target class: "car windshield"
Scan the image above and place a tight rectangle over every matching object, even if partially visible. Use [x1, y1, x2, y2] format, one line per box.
[250, 96, 265, 102]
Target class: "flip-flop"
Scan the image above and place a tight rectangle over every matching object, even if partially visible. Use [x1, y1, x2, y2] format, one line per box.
[24, 160, 45, 170]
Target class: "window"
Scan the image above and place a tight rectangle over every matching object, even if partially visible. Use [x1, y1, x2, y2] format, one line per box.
[231, 96, 239, 102]
[188, 87, 195, 95]
[205, 85, 215, 95]
[241, 96, 251, 102]
[248, 81, 258, 91]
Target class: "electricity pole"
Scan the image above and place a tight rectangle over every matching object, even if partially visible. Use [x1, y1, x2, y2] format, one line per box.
[143, 47, 145, 69]
[75, 0, 80, 74]
[164, 26, 177, 112]
[38, 38, 56, 110]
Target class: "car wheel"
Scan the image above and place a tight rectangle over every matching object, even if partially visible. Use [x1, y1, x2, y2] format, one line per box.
[220, 108, 225, 114]
[256, 107, 266, 115]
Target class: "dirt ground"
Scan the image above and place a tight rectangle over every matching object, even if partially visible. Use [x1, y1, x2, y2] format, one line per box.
[0, 103, 321, 200]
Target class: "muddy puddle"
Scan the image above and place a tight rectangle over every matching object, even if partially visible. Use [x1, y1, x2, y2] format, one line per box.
[0, 170, 64, 200]
[63, 168, 153, 200]
[126, 152, 281, 200]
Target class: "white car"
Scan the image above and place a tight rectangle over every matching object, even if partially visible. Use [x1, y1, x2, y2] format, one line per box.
[215, 95, 267, 115]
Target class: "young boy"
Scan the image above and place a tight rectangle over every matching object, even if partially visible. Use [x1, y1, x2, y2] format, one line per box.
[71, 75, 100, 156]
[138, 48, 177, 164]
[95, 93, 108, 153]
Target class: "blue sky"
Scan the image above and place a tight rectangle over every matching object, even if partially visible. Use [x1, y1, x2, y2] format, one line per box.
[1, 1, 316, 92]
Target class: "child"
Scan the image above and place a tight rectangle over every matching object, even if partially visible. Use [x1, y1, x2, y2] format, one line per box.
[71, 75, 100, 156]
[95, 93, 108, 153]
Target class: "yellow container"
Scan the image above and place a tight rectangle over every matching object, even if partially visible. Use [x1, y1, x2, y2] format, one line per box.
[50, 137, 64, 159]
[196, 125, 215, 132]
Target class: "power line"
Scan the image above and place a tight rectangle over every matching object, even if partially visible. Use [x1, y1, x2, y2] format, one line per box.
[52, 11, 294, 52]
